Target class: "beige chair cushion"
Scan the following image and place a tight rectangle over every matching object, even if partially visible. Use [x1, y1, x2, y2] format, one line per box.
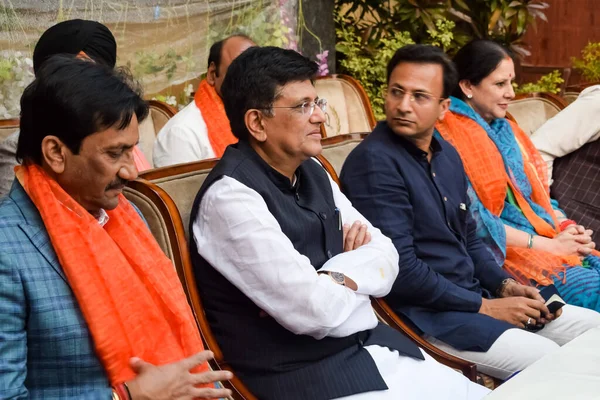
[315, 79, 373, 137]
[151, 106, 172, 132]
[138, 116, 156, 167]
[123, 187, 175, 262]
[150, 168, 213, 240]
[507, 98, 563, 136]
[563, 92, 580, 105]
[0, 124, 19, 141]
[321, 139, 363, 176]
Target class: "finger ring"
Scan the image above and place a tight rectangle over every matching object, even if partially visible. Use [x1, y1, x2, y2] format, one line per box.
[526, 317, 532, 325]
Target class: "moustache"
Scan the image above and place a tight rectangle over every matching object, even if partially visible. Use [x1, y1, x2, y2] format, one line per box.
[105, 178, 128, 191]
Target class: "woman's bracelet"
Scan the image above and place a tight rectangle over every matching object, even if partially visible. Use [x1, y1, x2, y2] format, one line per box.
[527, 233, 534, 249]
[559, 219, 577, 231]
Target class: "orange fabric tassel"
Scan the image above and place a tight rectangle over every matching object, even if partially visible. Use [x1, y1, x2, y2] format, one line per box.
[436, 112, 598, 286]
[15, 164, 208, 385]
[194, 79, 237, 157]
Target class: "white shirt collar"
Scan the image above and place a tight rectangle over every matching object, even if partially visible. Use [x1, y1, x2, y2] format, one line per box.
[96, 208, 110, 227]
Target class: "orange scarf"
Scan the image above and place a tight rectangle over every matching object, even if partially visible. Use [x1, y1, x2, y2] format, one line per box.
[436, 112, 589, 285]
[132, 145, 151, 172]
[15, 164, 208, 385]
[194, 79, 237, 157]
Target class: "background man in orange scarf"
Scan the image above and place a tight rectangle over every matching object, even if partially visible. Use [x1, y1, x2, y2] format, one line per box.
[0, 55, 232, 399]
[153, 34, 256, 167]
[0, 19, 152, 200]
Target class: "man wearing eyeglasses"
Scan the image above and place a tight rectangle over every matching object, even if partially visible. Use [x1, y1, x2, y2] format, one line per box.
[341, 44, 600, 381]
[188, 46, 489, 399]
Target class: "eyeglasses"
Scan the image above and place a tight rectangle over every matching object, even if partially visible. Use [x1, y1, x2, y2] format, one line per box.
[388, 87, 445, 106]
[262, 98, 328, 116]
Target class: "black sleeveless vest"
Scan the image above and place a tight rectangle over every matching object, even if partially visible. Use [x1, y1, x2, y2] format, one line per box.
[189, 141, 421, 400]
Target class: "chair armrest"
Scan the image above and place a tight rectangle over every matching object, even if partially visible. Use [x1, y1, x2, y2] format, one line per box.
[371, 297, 478, 382]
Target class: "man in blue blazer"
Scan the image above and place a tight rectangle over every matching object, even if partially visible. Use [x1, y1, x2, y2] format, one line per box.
[0, 56, 230, 398]
[341, 44, 600, 381]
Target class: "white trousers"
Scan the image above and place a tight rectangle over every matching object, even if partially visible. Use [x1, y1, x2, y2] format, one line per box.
[333, 345, 490, 400]
[426, 304, 600, 380]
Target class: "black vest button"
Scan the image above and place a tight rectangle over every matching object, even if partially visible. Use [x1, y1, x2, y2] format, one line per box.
[327, 250, 333, 258]
[319, 212, 327, 220]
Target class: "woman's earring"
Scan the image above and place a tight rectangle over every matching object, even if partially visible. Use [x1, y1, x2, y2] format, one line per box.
[467, 94, 473, 99]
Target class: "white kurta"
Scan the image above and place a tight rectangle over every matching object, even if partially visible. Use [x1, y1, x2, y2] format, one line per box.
[530, 85, 600, 184]
[153, 101, 216, 167]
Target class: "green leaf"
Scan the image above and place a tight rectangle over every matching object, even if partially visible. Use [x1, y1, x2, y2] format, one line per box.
[517, 8, 527, 34]
[454, 0, 470, 11]
[488, 8, 502, 32]
[508, 1, 523, 7]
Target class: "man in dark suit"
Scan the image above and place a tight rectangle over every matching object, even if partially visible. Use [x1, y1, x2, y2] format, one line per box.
[341, 44, 600, 381]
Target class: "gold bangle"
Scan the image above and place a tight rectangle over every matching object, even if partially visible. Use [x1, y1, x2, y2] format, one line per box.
[112, 390, 121, 400]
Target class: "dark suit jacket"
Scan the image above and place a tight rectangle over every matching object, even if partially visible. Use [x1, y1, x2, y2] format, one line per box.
[341, 122, 513, 352]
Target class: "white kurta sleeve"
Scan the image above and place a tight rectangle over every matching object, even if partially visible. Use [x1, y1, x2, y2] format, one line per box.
[318, 169, 400, 298]
[192, 176, 379, 340]
[531, 85, 600, 183]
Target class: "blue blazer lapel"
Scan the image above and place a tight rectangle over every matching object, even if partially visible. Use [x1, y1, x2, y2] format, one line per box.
[9, 181, 68, 283]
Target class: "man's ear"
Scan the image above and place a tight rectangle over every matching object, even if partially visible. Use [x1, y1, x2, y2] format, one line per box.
[41, 135, 68, 174]
[245, 109, 267, 143]
[438, 98, 451, 121]
[206, 62, 218, 86]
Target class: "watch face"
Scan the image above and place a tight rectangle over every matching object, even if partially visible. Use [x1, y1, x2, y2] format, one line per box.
[330, 271, 345, 285]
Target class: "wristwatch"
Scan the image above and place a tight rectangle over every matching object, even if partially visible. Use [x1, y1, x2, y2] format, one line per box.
[320, 271, 346, 286]
[496, 278, 517, 297]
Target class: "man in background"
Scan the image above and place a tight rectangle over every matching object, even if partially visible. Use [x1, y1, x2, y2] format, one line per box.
[153, 34, 255, 166]
[0, 19, 150, 198]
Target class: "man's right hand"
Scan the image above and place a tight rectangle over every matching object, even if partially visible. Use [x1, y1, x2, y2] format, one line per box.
[478, 297, 550, 328]
[126, 350, 233, 400]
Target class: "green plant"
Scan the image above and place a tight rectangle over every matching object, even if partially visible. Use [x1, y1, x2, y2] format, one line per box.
[336, 17, 414, 119]
[335, 0, 550, 57]
[514, 70, 564, 94]
[427, 18, 457, 52]
[572, 42, 600, 82]
[215, 1, 292, 48]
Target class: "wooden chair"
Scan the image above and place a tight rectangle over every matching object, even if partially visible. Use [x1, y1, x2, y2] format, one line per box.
[124, 160, 257, 400]
[320, 133, 369, 176]
[563, 81, 600, 104]
[507, 92, 568, 136]
[137, 100, 178, 167]
[0, 118, 19, 141]
[315, 153, 481, 383]
[371, 298, 478, 382]
[315, 74, 376, 137]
